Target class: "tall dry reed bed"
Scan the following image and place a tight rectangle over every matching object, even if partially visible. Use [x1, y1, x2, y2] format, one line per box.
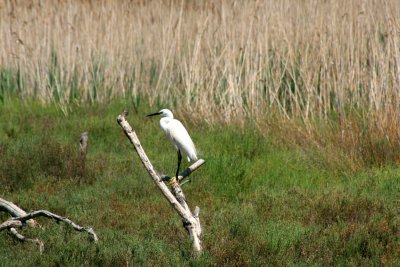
[1, 0, 400, 166]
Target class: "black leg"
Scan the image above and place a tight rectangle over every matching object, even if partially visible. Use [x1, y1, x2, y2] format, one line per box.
[176, 150, 182, 178]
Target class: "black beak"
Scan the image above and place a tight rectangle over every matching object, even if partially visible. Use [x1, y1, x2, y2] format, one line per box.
[147, 112, 162, 117]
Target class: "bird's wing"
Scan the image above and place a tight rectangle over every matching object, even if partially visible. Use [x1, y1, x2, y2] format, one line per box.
[168, 119, 198, 162]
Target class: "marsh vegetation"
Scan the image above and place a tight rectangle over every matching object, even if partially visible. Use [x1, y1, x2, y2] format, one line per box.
[1, 0, 400, 265]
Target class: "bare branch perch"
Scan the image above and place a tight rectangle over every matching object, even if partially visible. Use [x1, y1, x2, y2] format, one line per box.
[117, 111, 203, 254]
[178, 159, 205, 182]
[160, 159, 206, 183]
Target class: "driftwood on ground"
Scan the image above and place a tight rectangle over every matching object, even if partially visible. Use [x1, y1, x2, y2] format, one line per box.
[1, 131, 97, 253]
[0, 197, 98, 253]
[117, 110, 205, 254]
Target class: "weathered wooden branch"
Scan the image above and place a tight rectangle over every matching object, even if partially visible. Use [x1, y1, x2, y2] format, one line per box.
[161, 159, 206, 184]
[0, 198, 36, 227]
[9, 228, 45, 254]
[177, 159, 205, 182]
[0, 219, 22, 231]
[117, 110, 204, 254]
[0, 198, 98, 253]
[12, 210, 98, 242]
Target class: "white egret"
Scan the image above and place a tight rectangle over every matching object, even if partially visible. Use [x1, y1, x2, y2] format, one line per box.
[147, 109, 198, 179]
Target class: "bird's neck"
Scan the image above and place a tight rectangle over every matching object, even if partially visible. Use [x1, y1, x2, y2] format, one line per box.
[160, 117, 173, 128]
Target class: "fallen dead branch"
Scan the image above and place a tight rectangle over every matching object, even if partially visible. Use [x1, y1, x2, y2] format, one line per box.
[0, 197, 98, 253]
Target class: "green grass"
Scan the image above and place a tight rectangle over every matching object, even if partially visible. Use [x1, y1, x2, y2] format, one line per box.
[1, 99, 400, 266]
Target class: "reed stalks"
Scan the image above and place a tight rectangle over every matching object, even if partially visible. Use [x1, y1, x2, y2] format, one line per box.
[1, 0, 399, 166]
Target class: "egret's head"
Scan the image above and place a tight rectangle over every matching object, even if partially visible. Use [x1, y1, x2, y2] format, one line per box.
[147, 108, 173, 119]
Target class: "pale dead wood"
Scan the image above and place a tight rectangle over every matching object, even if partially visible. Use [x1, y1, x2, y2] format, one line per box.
[79, 131, 89, 156]
[9, 228, 45, 254]
[0, 198, 42, 252]
[179, 159, 205, 182]
[161, 159, 206, 183]
[0, 214, 43, 253]
[0, 198, 98, 253]
[0, 198, 27, 216]
[0, 198, 36, 227]
[0, 220, 22, 231]
[168, 179, 202, 251]
[193, 206, 202, 236]
[12, 210, 99, 242]
[117, 110, 204, 254]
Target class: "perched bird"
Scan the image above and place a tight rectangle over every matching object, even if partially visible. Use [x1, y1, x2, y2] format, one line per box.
[147, 109, 198, 179]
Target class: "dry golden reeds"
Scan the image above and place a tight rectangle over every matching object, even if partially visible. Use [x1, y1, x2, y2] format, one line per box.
[1, 0, 400, 166]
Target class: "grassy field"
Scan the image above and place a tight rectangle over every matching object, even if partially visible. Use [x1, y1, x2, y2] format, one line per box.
[1, 0, 400, 265]
[1, 100, 400, 266]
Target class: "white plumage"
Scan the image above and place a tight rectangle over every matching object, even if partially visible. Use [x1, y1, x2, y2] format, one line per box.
[148, 109, 198, 178]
